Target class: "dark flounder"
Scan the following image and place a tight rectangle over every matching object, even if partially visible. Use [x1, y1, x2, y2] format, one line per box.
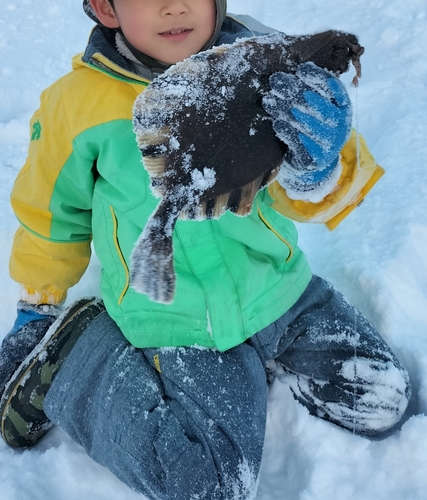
[131, 30, 364, 303]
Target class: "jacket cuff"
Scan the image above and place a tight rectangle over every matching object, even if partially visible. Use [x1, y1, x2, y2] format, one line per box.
[19, 285, 67, 306]
[267, 130, 385, 230]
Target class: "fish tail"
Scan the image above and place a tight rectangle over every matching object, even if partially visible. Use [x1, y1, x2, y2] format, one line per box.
[130, 201, 179, 304]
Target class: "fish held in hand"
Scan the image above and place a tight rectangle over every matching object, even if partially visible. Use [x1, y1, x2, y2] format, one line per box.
[131, 30, 364, 304]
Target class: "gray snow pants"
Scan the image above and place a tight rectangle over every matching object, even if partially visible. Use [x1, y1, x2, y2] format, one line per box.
[44, 275, 411, 500]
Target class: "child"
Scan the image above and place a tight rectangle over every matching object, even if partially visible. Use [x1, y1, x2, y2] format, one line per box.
[0, 1, 411, 499]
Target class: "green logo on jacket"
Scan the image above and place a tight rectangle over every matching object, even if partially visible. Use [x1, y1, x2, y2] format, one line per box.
[31, 120, 41, 141]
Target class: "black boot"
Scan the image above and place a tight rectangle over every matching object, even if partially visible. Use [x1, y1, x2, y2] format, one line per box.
[0, 297, 105, 448]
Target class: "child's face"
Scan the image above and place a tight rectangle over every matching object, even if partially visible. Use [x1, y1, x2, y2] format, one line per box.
[91, 0, 216, 65]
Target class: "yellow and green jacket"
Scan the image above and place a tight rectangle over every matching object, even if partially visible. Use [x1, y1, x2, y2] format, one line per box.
[9, 21, 383, 352]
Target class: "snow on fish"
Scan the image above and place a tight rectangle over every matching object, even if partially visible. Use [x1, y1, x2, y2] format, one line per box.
[131, 30, 364, 304]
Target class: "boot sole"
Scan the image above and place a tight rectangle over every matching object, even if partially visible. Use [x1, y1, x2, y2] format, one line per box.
[0, 297, 105, 448]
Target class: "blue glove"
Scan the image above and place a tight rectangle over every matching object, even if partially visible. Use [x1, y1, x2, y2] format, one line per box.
[0, 302, 61, 395]
[262, 62, 352, 189]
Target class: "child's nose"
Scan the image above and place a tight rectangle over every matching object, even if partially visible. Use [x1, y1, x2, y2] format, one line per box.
[160, 0, 190, 17]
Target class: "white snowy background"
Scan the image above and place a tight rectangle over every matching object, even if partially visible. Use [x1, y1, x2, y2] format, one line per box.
[1, 0, 427, 498]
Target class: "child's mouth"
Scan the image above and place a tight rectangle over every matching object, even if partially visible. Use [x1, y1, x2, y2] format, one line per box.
[160, 28, 192, 41]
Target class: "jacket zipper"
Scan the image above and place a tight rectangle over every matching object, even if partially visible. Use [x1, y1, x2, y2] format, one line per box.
[257, 204, 293, 262]
[109, 206, 130, 304]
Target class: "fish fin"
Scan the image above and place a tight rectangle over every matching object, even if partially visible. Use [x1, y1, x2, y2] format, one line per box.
[142, 157, 167, 196]
[182, 193, 229, 221]
[136, 125, 171, 197]
[226, 189, 243, 214]
[209, 45, 229, 56]
[178, 169, 280, 221]
[136, 124, 169, 163]
[130, 201, 179, 304]
[202, 194, 229, 219]
[234, 169, 278, 215]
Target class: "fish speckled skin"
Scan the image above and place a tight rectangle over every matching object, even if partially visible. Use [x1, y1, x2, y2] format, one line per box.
[131, 30, 364, 304]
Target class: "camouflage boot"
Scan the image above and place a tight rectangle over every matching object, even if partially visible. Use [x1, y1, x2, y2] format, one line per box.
[0, 297, 105, 448]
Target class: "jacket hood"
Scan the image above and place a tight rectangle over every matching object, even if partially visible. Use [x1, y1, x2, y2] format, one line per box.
[82, 0, 227, 53]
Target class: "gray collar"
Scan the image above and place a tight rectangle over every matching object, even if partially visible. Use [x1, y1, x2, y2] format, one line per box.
[114, 31, 169, 79]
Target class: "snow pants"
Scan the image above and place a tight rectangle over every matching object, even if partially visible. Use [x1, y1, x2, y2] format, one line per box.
[43, 275, 411, 500]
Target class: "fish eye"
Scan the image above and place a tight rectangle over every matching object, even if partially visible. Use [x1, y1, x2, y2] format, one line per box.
[330, 45, 349, 57]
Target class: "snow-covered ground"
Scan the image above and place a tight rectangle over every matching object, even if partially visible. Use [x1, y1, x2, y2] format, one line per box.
[1, 0, 427, 498]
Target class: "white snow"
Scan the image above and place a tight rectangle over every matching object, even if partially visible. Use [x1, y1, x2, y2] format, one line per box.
[1, 0, 427, 499]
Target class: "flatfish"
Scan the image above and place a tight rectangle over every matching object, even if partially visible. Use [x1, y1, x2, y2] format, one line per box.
[131, 30, 364, 303]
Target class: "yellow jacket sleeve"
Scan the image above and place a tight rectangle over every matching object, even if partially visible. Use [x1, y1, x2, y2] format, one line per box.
[268, 130, 385, 230]
[9, 71, 95, 305]
[9, 227, 91, 305]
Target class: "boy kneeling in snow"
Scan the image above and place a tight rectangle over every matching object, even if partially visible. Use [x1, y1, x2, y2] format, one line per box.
[0, 1, 410, 498]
